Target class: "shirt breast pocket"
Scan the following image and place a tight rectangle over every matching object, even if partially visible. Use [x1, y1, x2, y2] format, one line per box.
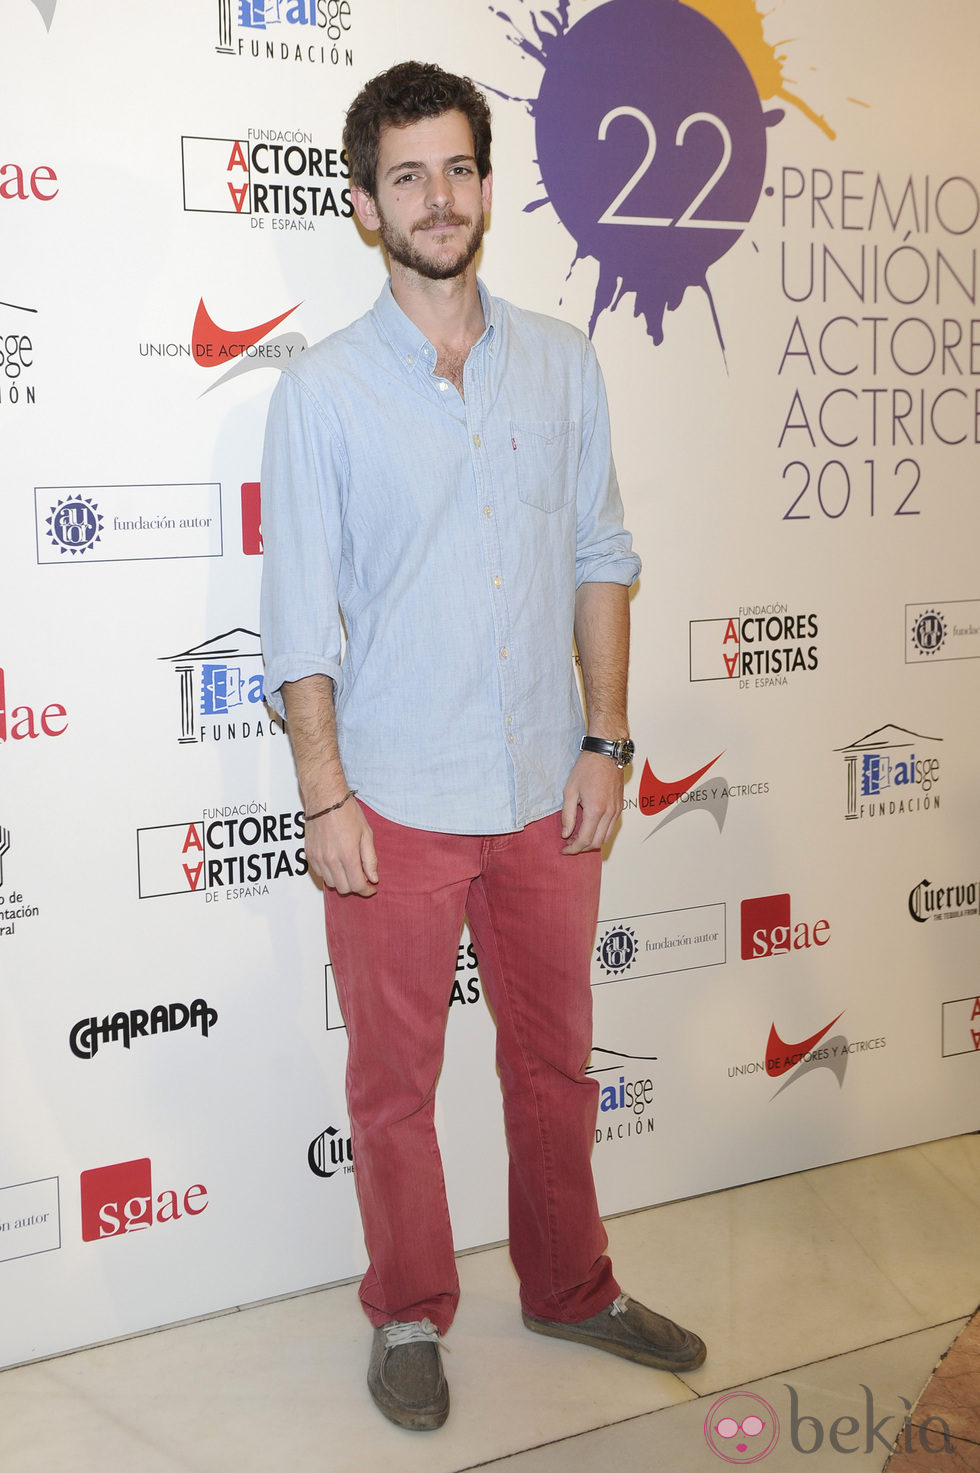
[510, 419, 576, 512]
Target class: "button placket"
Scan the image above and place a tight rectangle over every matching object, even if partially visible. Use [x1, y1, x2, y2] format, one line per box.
[467, 358, 518, 778]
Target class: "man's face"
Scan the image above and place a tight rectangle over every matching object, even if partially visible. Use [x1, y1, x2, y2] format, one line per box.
[354, 109, 492, 281]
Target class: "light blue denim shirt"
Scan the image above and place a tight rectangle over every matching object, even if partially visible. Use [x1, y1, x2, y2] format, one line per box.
[259, 279, 641, 834]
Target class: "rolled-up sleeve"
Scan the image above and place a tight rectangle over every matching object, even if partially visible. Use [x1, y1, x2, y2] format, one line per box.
[574, 341, 642, 589]
[259, 370, 348, 720]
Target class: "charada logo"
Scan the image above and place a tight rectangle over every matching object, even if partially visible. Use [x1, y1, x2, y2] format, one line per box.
[835, 723, 942, 821]
[495, 0, 837, 345]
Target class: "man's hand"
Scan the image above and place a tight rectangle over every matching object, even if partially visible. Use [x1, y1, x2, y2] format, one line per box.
[305, 798, 379, 896]
[561, 751, 624, 855]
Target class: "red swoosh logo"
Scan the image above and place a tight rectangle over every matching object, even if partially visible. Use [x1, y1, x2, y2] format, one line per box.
[191, 299, 300, 365]
[766, 1013, 844, 1077]
[639, 753, 722, 813]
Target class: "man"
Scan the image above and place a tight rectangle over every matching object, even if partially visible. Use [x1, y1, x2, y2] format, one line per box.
[260, 60, 705, 1432]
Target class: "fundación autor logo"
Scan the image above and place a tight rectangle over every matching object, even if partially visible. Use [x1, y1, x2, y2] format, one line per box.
[907, 599, 980, 665]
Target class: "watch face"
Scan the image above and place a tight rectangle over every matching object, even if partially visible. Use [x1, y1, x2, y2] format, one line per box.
[617, 739, 636, 767]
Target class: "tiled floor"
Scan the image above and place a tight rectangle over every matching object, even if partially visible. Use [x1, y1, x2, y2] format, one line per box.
[884, 1309, 980, 1472]
[2, 1133, 978, 1473]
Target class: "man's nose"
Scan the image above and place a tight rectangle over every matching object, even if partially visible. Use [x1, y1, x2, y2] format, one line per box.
[425, 174, 453, 211]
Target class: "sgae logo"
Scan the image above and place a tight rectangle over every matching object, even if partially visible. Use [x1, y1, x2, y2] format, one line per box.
[741, 893, 830, 960]
[80, 1158, 208, 1241]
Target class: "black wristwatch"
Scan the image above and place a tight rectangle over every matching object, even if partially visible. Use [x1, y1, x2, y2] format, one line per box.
[580, 735, 635, 768]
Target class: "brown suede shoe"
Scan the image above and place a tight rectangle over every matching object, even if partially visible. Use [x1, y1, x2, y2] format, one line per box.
[522, 1293, 707, 1372]
[367, 1319, 449, 1431]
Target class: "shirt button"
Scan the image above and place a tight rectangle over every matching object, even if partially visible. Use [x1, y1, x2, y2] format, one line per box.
[405, 356, 412, 365]
[500, 647, 509, 659]
[493, 576, 502, 588]
[439, 382, 448, 391]
[484, 505, 493, 517]
[508, 733, 514, 742]
[507, 716, 513, 725]
[473, 434, 482, 447]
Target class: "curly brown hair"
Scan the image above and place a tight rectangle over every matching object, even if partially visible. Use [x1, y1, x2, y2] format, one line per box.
[343, 61, 492, 195]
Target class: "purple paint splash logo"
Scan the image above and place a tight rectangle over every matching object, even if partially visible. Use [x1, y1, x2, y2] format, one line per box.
[493, 0, 834, 346]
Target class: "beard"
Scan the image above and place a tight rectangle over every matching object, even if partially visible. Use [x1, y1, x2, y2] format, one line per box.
[376, 205, 485, 281]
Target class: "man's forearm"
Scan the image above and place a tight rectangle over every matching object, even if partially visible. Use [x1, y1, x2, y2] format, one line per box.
[281, 674, 379, 895]
[281, 674, 351, 812]
[574, 582, 631, 735]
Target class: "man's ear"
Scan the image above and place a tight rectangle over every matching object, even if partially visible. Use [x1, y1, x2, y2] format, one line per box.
[351, 185, 380, 231]
[481, 167, 493, 215]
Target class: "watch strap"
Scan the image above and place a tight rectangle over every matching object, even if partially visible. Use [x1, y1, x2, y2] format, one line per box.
[580, 735, 635, 768]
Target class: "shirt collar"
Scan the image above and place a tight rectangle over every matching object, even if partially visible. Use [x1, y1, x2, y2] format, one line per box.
[373, 277, 498, 375]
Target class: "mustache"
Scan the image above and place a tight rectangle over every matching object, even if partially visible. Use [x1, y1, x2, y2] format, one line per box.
[413, 212, 469, 231]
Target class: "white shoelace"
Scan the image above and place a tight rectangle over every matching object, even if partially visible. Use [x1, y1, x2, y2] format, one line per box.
[383, 1317, 441, 1347]
[609, 1294, 631, 1317]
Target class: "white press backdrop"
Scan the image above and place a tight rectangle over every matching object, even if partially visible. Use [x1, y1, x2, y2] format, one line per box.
[2, 0, 978, 1368]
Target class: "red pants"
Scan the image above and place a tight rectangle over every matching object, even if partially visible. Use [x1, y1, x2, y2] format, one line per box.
[324, 804, 619, 1333]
